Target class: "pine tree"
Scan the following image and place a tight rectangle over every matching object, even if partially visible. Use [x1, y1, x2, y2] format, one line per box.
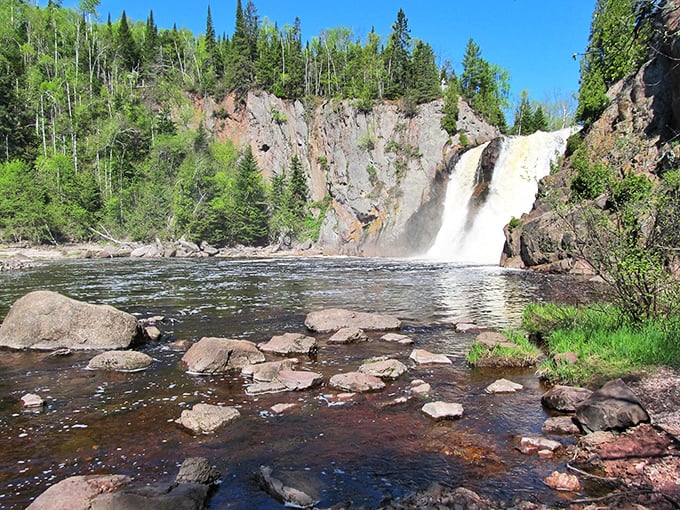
[410, 40, 440, 104]
[383, 8, 411, 99]
[117, 11, 140, 72]
[141, 10, 159, 78]
[512, 90, 534, 135]
[532, 105, 548, 132]
[440, 73, 459, 136]
[226, 0, 256, 95]
[232, 146, 269, 245]
[287, 155, 308, 214]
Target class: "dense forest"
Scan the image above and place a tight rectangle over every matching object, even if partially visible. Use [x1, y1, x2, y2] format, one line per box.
[0, 0, 568, 247]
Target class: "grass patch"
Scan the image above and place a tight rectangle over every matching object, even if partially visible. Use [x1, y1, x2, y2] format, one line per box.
[466, 330, 542, 368]
[523, 303, 680, 386]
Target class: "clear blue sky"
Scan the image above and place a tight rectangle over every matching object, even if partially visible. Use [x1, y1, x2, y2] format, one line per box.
[55, 0, 595, 108]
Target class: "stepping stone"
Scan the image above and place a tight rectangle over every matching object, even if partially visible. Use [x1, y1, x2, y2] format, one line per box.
[87, 351, 153, 372]
[271, 403, 298, 414]
[519, 436, 562, 454]
[277, 370, 323, 390]
[485, 378, 524, 394]
[359, 359, 408, 380]
[409, 349, 451, 365]
[329, 372, 385, 392]
[241, 359, 298, 382]
[380, 333, 413, 344]
[175, 404, 240, 434]
[542, 416, 580, 435]
[21, 393, 45, 408]
[421, 401, 464, 420]
[258, 333, 317, 355]
[327, 327, 368, 344]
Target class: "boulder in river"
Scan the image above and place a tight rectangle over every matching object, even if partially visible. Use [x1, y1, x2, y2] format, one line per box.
[256, 465, 317, 508]
[181, 337, 265, 374]
[258, 332, 317, 355]
[175, 403, 240, 434]
[541, 384, 593, 413]
[242, 359, 298, 382]
[329, 372, 386, 392]
[0, 291, 141, 351]
[409, 349, 452, 365]
[87, 351, 153, 372]
[26, 474, 133, 510]
[305, 308, 401, 333]
[359, 358, 408, 380]
[575, 378, 650, 432]
[21, 393, 45, 408]
[421, 401, 464, 420]
[174, 457, 221, 485]
[327, 327, 368, 344]
[485, 378, 523, 394]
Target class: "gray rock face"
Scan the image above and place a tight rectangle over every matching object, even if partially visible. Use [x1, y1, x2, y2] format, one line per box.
[181, 337, 265, 374]
[175, 403, 240, 434]
[0, 291, 140, 351]
[258, 333, 317, 355]
[541, 385, 593, 413]
[87, 351, 153, 372]
[575, 379, 650, 433]
[26, 474, 133, 510]
[421, 401, 464, 420]
[305, 309, 401, 333]
[359, 359, 408, 380]
[329, 372, 386, 392]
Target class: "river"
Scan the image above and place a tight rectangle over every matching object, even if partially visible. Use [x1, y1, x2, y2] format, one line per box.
[0, 257, 599, 508]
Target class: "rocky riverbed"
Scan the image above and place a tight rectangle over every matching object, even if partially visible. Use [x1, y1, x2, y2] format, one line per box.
[1, 285, 679, 509]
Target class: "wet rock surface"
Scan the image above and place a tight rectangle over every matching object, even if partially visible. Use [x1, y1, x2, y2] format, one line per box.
[258, 332, 317, 355]
[0, 291, 140, 351]
[87, 351, 154, 372]
[181, 337, 265, 374]
[305, 309, 401, 333]
[575, 378, 650, 432]
[175, 403, 241, 434]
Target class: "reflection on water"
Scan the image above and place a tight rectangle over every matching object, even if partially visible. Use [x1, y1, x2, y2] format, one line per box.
[0, 258, 601, 509]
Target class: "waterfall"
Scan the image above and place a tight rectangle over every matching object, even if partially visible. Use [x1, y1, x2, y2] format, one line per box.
[426, 128, 574, 264]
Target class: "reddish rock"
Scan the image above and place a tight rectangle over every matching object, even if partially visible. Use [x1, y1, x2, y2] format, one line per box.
[544, 471, 581, 492]
[258, 332, 317, 355]
[327, 327, 368, 344]
[329, 372, 385, 392]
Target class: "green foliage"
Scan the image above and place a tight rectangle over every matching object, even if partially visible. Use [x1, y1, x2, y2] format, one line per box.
[507, 216, 521, 232]
[577, 0, 655, 124]
[268, 155, 312, 244]
[466, 330, 541, 368]
[440, 77, 459, 135]
[570, 148, 611, 199]
[271, 107, 287, 124]
[524, 303, 680, 385]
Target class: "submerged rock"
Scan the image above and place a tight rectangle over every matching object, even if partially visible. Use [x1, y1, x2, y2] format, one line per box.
[543, 471, 581, 492]
[175, 403, 240, 434]
[380, 332, 413, 344]
[305, 309, 401, 333]
[256, 465, 317, 508]
[329, 372, 386, 392]
[174, 457, 221, 486]
[575, 378, 650, 432]
[258, 332, 317, 355]
[87, 351, 153, 372]
[181, 337, 265, 374]
[0, 290, 140, 351]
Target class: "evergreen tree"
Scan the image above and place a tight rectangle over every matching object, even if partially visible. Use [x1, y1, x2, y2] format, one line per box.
[287, 154, 308, 213]
[226, 0, 256, 95]
[383, 8, 411, 99]
[231, 146, 268, 245]
[410, 40, 440, 104]
[512, 90, 534, 135]
[141, 10, 159, 78]
[117, 11, 140, 72]
[440, 73, 459, 136]
[532, 105, 548, 132]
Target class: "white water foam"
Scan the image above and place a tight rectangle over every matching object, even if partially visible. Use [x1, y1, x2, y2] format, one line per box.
[426, 128, 575, 264]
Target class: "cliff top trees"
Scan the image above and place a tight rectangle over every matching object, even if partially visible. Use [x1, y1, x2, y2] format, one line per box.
[576, 0, 655, 124]
[461, 38, 509, 131]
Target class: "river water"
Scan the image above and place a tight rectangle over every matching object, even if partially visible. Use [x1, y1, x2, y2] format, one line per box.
[0, 257, 599, 508]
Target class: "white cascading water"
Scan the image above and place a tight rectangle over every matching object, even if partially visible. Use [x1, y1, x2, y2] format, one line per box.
[426, 128, 575, 264]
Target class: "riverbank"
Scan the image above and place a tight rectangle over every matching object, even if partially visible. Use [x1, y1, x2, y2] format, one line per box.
[0, 240, 323, 271]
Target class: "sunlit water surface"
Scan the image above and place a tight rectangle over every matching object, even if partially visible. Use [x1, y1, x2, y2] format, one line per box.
[0, 257, 601, 509]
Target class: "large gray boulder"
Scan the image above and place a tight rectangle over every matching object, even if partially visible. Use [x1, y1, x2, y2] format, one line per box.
[305, 309, 401, 333]
[0, 291, 140, 351]
[26, 474, 133, 510]
[575, 379, 650, 432]
[181, 337, 265, 374]
[541, 385, 593, 413]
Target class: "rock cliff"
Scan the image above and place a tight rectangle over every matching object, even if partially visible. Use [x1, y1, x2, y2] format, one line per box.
[501, 1, 680, 272]
[200, 92, 498, 255]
